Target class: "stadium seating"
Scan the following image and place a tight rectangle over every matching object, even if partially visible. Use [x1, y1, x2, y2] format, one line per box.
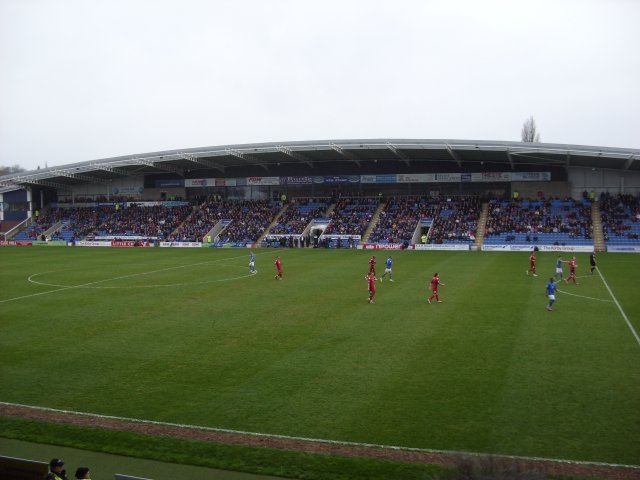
[483, 198, 593, 246]
[270, 198, 328, 235]
[600, 193, 640, 246]
[324, 197, 379, 237]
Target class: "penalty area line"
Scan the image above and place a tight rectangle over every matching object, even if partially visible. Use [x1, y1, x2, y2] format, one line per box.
[555, 288, 613, 303]
[0, 401, 638, 471]
[597, 267, 640, 348]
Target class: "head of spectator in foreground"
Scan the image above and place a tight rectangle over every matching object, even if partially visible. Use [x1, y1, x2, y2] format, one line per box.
[75, 467, 91, 479]
[49, 458, 65, 474]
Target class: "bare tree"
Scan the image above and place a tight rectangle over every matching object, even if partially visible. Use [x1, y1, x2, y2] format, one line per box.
[521, 116, 541, 143]
[0, 164, 26, 176]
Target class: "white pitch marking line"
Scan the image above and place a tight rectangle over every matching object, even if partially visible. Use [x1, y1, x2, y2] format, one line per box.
[1, 401, 638, 471]
[596, 267, 640, 347]
[1, 251, 268, 304]
[555, 288, 613, 303]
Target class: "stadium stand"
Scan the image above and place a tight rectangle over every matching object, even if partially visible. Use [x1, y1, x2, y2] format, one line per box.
[368, 195, 480, 245]
[97, 204, 192, 240]
[483, 198, 593, 246]
[324, 197, 379, 236]
[49, 206, 115, 242]
[426, 196, 480, 244]
[215, 200, 282, 243]
[168, 195, 225, 242]
[600, 193, 640, 245]
[269, 198, 329, 235]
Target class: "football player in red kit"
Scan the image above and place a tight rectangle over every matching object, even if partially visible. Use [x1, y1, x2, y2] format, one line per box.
[367, 272, 376, 304]
[526, 252, 538, 276]
[427, 273, 446, 304]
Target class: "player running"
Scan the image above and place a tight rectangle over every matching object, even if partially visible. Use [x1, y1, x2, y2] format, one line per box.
[379, 255, 393, 282]
[368, 255, 377, 278]
[367, 272, 376, 304]
[546, 277, 557, 311]
[427, 273, 446, 304]
[249, 251, 256, 273]
[274, 256, 283, 280]
[526, 251, 538, 276]
[566, 256, 579, 284]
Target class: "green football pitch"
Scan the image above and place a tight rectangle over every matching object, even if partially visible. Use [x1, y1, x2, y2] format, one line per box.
[1, 247, 639, 466]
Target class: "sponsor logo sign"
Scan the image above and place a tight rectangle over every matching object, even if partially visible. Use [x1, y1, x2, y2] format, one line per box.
[185, 178, 214, 187]
[482, 245, 535, 252]
[155, 179, 185, 188]
[435, 173, 461, 182]
[314, 175, 360, 184]
[413, 243, 470, 251]
[280, 176, 313, 185]
[607, 246, 640, 253]
[360, 243, 406, 250]
[396, 173, 435, 183]
[247, 176, 280, 186]
[159, 242, 202, 248]
[360, 175, 397, 184]
[77, 241, 112, 247]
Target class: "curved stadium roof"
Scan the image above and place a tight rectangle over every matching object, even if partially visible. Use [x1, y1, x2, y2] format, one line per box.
[1, 139, 639, 190]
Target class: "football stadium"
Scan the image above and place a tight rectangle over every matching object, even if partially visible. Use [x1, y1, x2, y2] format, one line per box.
[1, 139, 640, 479]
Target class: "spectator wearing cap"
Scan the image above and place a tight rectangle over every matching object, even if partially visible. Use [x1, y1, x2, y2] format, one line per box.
[46, 458, 68, 480]
[75, 467, 91, 479]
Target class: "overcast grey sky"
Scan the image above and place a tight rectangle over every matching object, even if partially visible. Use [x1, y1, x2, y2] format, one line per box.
[1, 0, 638, 171]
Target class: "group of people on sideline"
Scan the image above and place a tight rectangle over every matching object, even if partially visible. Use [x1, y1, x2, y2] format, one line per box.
[45, 458, 91, 480]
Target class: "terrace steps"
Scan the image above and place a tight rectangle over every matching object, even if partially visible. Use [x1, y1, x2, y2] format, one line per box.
[170, 204, 198, 240]
[361, 201, 387, 244]
[473, 202, 490, 249]
[257, 203, 290, 245]
[591, 202, 606, 252]
[323, 202, 337, 217]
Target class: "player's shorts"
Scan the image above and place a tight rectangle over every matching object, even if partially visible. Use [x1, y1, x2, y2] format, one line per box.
[556, 268, 563, 274]
[384, 268, 391, 273]
[548, 294, 556, 301]
[249, 261, 255, 268]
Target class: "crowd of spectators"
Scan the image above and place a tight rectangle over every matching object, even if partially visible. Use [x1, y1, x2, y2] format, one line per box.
[217, 200, 282, 243]
[98, 204, 192, 239]
[427, 196, 480, 243]
[484, 197, 592, 240]
[17, 210, 64, 240]
[168, 196, 226, 242]
[323, 197, 379, 237]
[600, 193, 640, 242]
[368, 196, 479, 244]
[49, 206, 115, 240]
[270, 198, 328, 235]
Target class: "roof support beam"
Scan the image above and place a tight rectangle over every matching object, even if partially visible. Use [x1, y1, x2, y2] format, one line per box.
[180, 153, 225, 173]
[331, 144, 360, 166]
[276, 146, 313, 167]
[506, 149, 515, 170]
[445, 145, 462, 168]
[225, 149, 268, 171]
[91, 164, 131, 176]
[9, 178, 72, 189]
[566, 152, 571, 168]
[133, 158, 184, 176]
[386, 142, 410, 166]
[52, 169, 111, 184]
[622, 154, 636, 171]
